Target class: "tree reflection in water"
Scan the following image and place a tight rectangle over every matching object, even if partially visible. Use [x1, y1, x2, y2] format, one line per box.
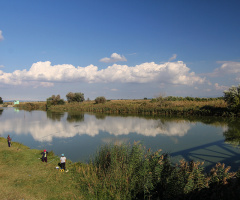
[224, 121, 240, 147]
[95, 113, 106, 120]
[67, 112, 84, 122]
[46, 111, 65, 121]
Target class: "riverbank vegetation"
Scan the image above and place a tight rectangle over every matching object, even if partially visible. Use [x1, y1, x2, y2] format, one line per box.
[1, 138, 240, 199]
[16, 97, 235, 117]
[5, 85, 240, 117]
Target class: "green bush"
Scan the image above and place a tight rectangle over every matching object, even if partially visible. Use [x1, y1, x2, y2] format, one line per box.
[95, 96, 107, 104]
[46, 94, 65, 107]
[66, 92, 85, 103]
[223, 85, 240, 111]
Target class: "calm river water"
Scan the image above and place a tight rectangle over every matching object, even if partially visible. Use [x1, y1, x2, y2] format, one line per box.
[1, 107, 240, 171]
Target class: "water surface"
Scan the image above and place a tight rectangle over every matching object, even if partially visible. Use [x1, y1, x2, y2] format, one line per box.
[1, 108, 240, 171]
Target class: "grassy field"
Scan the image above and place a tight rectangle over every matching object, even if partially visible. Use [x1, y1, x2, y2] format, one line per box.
[0, 137, 82, 200]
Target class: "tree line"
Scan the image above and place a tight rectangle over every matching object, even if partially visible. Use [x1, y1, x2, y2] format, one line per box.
[45, 85, 240, 114]
[46, 92, 107, 107]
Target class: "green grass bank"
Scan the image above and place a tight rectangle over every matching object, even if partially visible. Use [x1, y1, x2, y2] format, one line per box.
[1, 137, 240, 199]
[0, 137, 82, 200]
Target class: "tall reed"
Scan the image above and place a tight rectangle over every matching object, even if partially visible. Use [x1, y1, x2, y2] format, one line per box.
[72, 143, 239, 199]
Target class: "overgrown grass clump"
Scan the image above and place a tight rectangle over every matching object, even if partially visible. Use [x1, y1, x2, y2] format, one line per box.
[16, 102, 47, 110]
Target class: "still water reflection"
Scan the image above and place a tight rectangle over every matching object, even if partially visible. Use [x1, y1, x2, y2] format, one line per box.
[0, 108, 240, 171]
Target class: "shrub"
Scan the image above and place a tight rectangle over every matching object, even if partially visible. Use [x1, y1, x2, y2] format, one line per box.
[95, 96, 106, 104]
[223, 85, 240, 110]
[47, 95, 65, 107]
[66, 92, 85, 103]
[150, 98, 157, 103]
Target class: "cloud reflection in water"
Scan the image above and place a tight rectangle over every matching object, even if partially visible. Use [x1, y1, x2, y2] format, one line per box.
[0, 112, 195, 142]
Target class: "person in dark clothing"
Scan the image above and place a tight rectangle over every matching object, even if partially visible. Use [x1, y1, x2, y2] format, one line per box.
[41, 149, 48, 162]
[7, 135, 11, 147]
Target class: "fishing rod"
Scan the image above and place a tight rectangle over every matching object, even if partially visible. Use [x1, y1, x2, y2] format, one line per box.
[37, 130, 67, 142]
[47, 156, 59, 164]
[16, 131, 62, 150]
[38, 155, 59, 163]
[38, 133, 56, 140]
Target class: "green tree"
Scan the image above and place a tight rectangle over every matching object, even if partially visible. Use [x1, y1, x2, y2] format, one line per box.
[47, 94, 65, 107]
[223, 85, 240, 110]
[74, 92, 85, 102]
[95, 96, 107, 104]
[66, 92, 74, 103]
[66, 92, 85, 103]
[0, 97, 3, 104]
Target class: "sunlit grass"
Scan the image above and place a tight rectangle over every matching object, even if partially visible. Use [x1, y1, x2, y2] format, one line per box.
[0, 137, 82, 199]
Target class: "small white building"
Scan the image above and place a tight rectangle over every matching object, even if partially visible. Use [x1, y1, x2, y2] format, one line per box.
[14, 100, 19, 105]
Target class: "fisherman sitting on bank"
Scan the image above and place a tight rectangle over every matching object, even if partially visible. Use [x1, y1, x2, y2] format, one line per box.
[41, 149, 48, 162]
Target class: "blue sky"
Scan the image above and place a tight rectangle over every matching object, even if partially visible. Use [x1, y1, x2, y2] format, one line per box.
[0, 0, 240, 101]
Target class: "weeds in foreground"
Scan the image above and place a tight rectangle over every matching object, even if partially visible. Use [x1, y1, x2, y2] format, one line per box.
[72, 143, 240, 200]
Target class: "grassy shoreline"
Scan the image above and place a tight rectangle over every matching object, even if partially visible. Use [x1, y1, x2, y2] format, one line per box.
[0, 137, 82, 200]
[2, 137, 240, 199]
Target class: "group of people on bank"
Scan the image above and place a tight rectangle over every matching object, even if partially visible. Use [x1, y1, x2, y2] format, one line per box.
[7, 135, 67, 171]
[41, 150, 67, 170]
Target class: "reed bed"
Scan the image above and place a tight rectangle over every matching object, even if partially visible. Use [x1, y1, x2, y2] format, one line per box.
[72, 143, 240, 200]
[16, 99, 234, 117]
[16, 101, 47, 110]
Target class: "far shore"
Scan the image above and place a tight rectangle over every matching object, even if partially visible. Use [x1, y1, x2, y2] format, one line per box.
[13, 98, 240, 117]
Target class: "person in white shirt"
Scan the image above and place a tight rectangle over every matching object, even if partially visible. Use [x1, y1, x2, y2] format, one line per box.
[60, 154, 66, 170]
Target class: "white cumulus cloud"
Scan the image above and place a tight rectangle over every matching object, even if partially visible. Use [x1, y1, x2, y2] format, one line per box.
[214, 61, 240, 75]
[99, 53, 127, 63]
[0, 60, 205, 87]
[214, 83, 229, 91]
[0, 30, 3, 41]
[211, 61, 240, 83]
